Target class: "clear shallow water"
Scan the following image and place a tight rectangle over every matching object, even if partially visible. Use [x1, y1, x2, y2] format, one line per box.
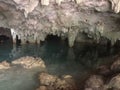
[0, 38, 120, 90]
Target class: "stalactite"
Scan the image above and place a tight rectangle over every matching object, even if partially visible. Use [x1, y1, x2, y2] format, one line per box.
[41, 0, 49, 6]
[75, 0, 83, 4]
[55, 0, 64, 5]
[68, 27, 78, 47]
[10, 28, 17, 43]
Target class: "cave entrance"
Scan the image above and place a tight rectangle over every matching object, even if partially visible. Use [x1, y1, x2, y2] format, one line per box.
[0, 27, 12, 43]
[45, 35, 61, 42]
[45, 34, 67, 47]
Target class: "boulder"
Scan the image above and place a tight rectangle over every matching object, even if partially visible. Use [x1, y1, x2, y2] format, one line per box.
[12, 56, 46, 69]
[111, 58, 120, 72]
[0, 61, 10, 69]
[108, 74, 120, 90]
[37, 72, 77, 90]
[39, 72, 57, 86]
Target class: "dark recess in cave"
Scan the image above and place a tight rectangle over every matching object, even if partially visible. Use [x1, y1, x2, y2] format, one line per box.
[45, 35, 61, 42]
[0, 27, 12, 43]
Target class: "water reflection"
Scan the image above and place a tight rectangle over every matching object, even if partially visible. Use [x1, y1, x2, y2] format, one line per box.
[0, 41, 120, 75]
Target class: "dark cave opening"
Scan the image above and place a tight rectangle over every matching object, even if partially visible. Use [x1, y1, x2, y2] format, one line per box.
[0, 35, 10, 43]
[44, 34, 68, 47]
[0, 27, 12, 43]
[45, 35, 61, 42]
[16, 35, 21, 45]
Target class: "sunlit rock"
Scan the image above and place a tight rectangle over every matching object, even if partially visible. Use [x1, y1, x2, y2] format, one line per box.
[0, 61, 11, 69]
[41, 0, 49, 6]
[12, 56, 46, 69]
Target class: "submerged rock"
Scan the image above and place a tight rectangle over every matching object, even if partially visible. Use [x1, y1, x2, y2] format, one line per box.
[12, 56, 46, 69]
[0, 61, 10, 69]
[37, 72, 77, 90]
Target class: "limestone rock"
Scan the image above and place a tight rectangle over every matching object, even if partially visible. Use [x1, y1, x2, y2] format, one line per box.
[110, 0, 120, 13]
[37, 86, 47, 90]
[55, 0, 64, 5]
[38, 73, 77, 90]
[0, 0, 119, 47]
[111, 57, 120, 72]
[13, 0, 39, 17]
[12, 56, 46, 69]
[39, 72, 57, 86]
[0, 61, 11, 69]
[108, 74, 120, 89]
[85, 75, 104, 90]
[75, 0, 83, 4]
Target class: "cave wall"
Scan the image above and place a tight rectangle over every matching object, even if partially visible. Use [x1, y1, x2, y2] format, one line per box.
[0, 0, 120, 47]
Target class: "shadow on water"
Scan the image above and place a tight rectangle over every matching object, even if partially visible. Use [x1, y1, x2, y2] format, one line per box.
[0, 35, 120, 89]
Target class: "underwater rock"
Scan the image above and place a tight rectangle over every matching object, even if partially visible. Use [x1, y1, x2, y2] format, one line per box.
[85, 75, 104, 90]
[0, 61, 11, 69]
[12, 56, 46, 69]
[37, 72, 77, 90]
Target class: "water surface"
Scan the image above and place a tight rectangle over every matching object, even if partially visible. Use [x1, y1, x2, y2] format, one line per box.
[0, 39, 119, 90]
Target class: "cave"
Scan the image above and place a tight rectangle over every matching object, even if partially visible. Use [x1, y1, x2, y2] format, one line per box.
[1, 0, 120, 90]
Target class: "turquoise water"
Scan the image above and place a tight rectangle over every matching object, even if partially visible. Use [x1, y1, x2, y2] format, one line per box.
[0, 39, 119, 74]
[0, 38, 120, 90]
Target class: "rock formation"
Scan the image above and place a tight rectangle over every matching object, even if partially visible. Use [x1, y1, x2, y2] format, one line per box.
[0, 0, 120, 47]
[0, 61, 11, 69]
[0, 56, 46, 69]
[12, 56, 46, 69]
[37, 72, 77, 90]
